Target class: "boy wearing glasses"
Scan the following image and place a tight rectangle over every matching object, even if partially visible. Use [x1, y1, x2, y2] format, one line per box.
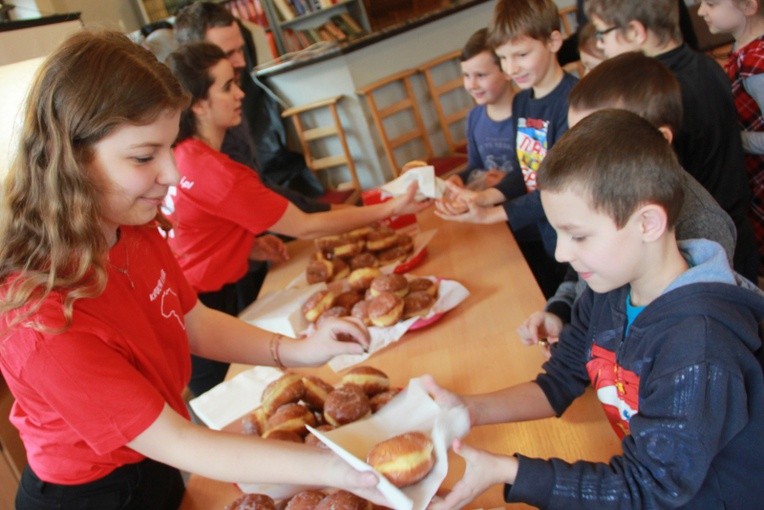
[586, 0, 760, 283]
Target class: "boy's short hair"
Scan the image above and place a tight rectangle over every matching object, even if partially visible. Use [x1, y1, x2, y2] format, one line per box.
[488, 0, 560, 47]
[461, 28, 500, 66]
[577, 23, 605, 59]
[175, 1, 236, 45]
[568, 52, 682, 134]
[585, 0, 681, 46]
[537, 109, 685, 229]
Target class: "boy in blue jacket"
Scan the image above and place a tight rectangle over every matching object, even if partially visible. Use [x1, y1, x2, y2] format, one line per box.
[426, 109, 764, 509]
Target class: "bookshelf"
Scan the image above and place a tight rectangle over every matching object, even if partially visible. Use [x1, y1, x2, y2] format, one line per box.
[262, 0, 371, 55]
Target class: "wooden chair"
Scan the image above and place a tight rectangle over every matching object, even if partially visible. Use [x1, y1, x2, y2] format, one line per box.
[357, 68, 467, 179]
[281, 95, 361, 205]
[558, 5, 586, 77]
[416, 49, 472, 155]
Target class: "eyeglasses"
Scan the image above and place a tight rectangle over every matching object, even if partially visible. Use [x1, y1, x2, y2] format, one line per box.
[594, 25, 618, 42]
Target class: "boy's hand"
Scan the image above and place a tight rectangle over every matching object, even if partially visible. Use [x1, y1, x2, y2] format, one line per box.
[434, 200, 503, 225]
[249, 235, 289, 263]
[427, 439, 518, 510]
[483, 169, 505, 188]
[517, 311, 562, 360]
[446, 174, 465, 188]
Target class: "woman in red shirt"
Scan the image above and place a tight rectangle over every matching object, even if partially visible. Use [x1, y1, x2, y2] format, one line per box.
[165, 42, 430, 396]
[0, 30, 386, 510]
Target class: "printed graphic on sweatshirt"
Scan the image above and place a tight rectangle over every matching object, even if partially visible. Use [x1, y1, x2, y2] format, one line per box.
[516, 117, 549, 191]
[586, 344, 640, 439]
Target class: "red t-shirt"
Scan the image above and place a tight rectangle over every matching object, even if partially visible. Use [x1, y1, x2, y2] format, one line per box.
[167, 139, 289, 293]
[0, 226, 197, 484]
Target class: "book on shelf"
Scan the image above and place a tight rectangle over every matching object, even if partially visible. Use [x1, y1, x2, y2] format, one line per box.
[331, 14, 363, 36]
[288, 0, 306, 16]
[338, 11, 364, 33]
[318, 0, 335, 7]
[321, 19, 347, 41]
[273, 0, 296, 21]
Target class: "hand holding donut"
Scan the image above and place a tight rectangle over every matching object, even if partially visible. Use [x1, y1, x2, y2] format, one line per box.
[516, 310, 562, 360]
[389, 182, 433, 217]
[419, 375, 473, 426]
[298, 316, 370, 364]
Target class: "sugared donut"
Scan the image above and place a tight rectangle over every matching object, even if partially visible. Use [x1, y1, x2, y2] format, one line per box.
[349, 252, 378, 270]
[400, 160, 428, 173]
[366, 227, 398, 252]
[369, 389, 401, 413]
[262, 373, 305, 416]
[366, 431, 435, 488]
[242, 407, 268, 436]
[348, 267, 381, 290]
[334, 290, 364, 311]
[302, 289, 336, 323]
[408, 277, 438, 298]
[331, 258, 350, 282]
[314, 235, 344, 251]
[226, 493, 276, 510]
[285, 490, 327, 510]
[348, 225, 374, 241]
[402, 291, 435, 320]
[262, 429, 303, 442]
[304, 424, 334, 448]
[368, 292, 404, 327]
[302, 375, 334, 411]
[266, 402, 316, 437]
[323, 385, 371, 426]
[315, 491, 369, 510]
[395, 233, 415, 253]
[316, 306, 349, 329]
[350, 300, 372, 327]
[377, 246, 409, 266]
[306, 258, 333, 284]
[369, 274, 409, 298]
[341, 366, 390, 396]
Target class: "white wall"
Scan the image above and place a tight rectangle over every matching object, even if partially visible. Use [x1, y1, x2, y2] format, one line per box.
[8, 0, 143, 31]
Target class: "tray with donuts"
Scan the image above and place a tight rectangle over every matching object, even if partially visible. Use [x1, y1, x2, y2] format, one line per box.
[299, 225, 436, 289]
[226, 374, 469, 510]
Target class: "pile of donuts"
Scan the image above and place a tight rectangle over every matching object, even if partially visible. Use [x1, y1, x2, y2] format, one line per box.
[302, 273, 439, 329]
[226, 490, 377, 510]
[305, 224, 416, 285]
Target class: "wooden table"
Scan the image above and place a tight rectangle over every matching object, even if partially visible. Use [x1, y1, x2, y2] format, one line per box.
[180, 210, 622, 509]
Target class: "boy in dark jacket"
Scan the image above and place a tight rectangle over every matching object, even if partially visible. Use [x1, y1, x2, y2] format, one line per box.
[426, 110, 764, 509]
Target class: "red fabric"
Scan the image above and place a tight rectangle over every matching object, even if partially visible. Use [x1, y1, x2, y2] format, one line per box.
[318, 188, 356, 205]
[427, 154, 468, 177]
[727, 37, 764, 264]
[0, 226, 197, 484]
[168, 139, 289, 292]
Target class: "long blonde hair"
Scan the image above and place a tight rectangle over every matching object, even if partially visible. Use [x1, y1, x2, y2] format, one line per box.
[0, 30, 189, 330]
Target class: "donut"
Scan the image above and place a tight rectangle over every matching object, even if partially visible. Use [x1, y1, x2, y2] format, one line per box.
[316, 306, 349, 328]
[347, 267, 381, 290]
[341, 366, 390, 397]
[314, 235, 344, 251]
[402, 291, 435, 319]
[366, 227, 398, 252]
[304, 424, 334, 448]
[395, 233, 415, 253]
[369, 274, 409, 298]
[333, 237, 363, 258]
[306, 258, 333, 284]
[349, 252, 378, 270]
[285, 490, 327, 510]
[331, 258, 350, 282]
[348, 225, 375, 240]
[314, 490, 369, 510]
[366, 431, 435, 488]
[242, 407, 268, 436]
[262, 373, 305, 416]
[323, 384, 371, 426]
[266, 402, 316, 437]
[400, 160, 429, 173]
[408, 277, 438, 298]
[369, 389, 401, 413]
[226, 493, 276, 510]
[368, 292, 404, 327]
[262, 429, 303, 443]
[334, 290, 364, 311]
[302, 375, 335, 411]
[302, 290, 336, 323]
[350, 300, 372, 327]
[377, 245, 410, 266]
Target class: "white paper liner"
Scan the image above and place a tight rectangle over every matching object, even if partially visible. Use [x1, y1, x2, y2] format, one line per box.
[381, 166, 446, 200]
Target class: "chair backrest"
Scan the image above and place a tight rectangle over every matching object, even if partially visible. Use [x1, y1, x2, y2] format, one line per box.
[281, 95, 361, 205]
[416, 49, 472, 155]
[357, 68, 435, 178]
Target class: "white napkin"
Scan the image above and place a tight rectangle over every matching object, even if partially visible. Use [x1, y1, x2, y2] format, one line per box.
[308, 377, 471, 510]
[188, 366, 283, 430]
[381, 166, 446, 200]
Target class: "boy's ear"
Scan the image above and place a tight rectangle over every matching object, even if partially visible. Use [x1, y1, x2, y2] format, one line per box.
[636, 203, 668, 242]
[742, 0, 759, 16]
[657, 126, 674, 144]
[547, 30, 563, 53]
[624, 20, 649, 45]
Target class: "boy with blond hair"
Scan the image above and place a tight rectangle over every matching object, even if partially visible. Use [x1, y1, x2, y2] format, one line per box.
[437, 0, 576, 297]
[427, 110, 764, 509]
[586, 0, 759, 283]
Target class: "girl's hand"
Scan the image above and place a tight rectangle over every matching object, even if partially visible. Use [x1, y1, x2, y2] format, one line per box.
[427, 440, 518, 510]
[288, 317, 370, 366]
[249, 235, 289, 263]
[325, 456, 389, 506]
[389, 182, 433, 216]
[420, 374, 473, 425]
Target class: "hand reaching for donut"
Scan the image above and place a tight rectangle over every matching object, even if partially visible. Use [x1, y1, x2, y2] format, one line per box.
[427, 439, 518, 510]
[420, 375, 473, 426]
[290, 316, 370, 366]
[249, 234, 289, 263]
[389, 182, 433, 216]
